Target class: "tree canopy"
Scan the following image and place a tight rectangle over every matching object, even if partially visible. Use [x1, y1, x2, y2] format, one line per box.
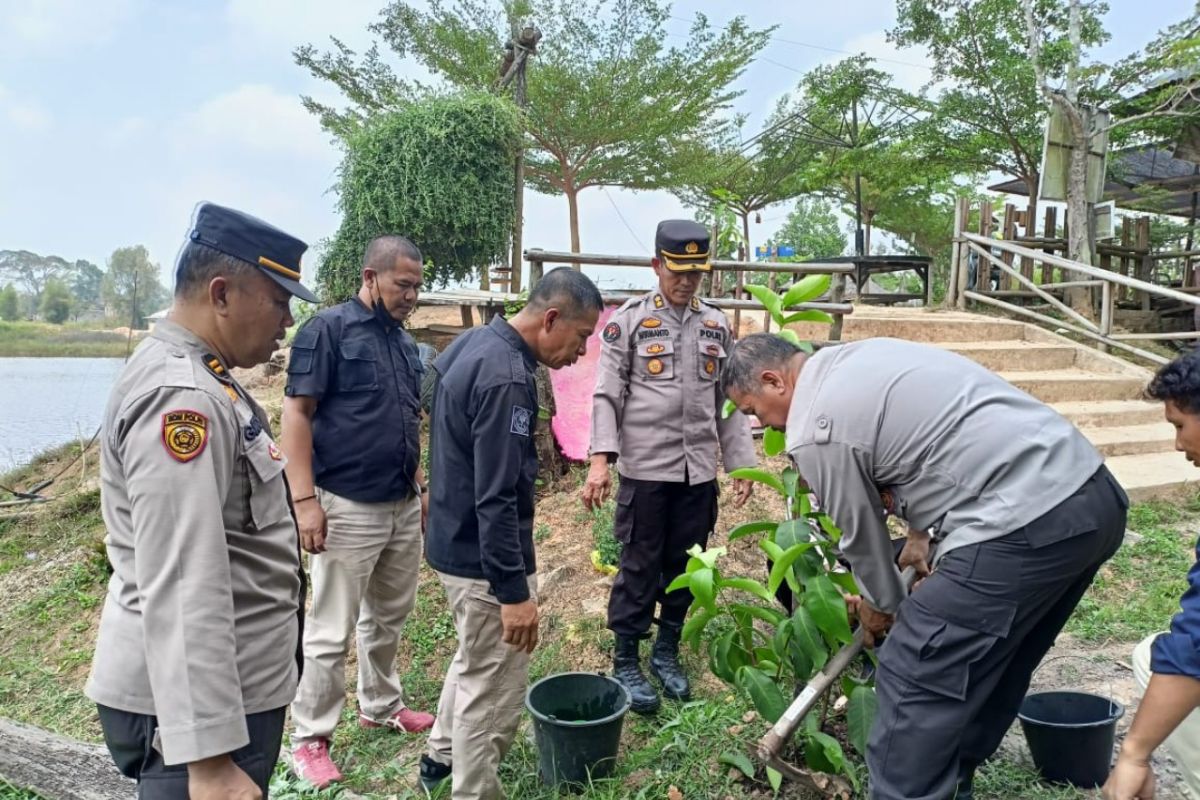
[297, 0, 771, 251]
[320, 92, 522, 300]
[102, 245, 168, 328]
[40, 278, 73, 324]
[0, 284, 19, 322]
[769, 198, 847, 261]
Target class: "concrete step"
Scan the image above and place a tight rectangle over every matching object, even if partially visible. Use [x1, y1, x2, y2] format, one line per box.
[1084, 424, 1177, 458]
[1051, 400, 1166, 429]
[787, 312, 1029, 344]
[1106, 450, 1197, 503]
[999, 369, 1147, 404]
[938, 341, 1078, 372]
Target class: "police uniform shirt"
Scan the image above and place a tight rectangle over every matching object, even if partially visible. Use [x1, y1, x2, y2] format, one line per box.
[285, 298, 423, 502]
[591, 292, 755, 482]
[86, 320, 301, 765]
[424, 316, 540, 604]
[785, 337, 1103, 614]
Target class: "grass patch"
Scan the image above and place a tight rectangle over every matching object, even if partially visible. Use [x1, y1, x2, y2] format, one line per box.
[1068, 500, 1196, 642]
[0, 780, 45, 800]
[0, 320, 138, 358]
[589, 500, 622, 569]
[975, 760, 1087, 799]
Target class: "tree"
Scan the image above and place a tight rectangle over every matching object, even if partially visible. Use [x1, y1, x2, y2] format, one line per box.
[891, 0, 1108, 237]
[102, 245, 167, 328]
[1021, 0, 1200, 313]
[769, 198, 847, 261]
[321, 92, 522, 299]
[0, 284, 19, 321]
[0, 250, 68, 318]
[40, 278, 73, 324]
[297, 0, 771, 252]
[68, 259, 105, 319]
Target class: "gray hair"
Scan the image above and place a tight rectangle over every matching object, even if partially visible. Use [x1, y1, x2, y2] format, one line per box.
[721, 333, 803, 395]
[364, 235, 423, 272]
[174, 241, 256, 298]
[526, 267, 603, 319]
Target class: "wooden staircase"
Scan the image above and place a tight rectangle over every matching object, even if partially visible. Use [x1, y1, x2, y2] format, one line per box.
[788, 308, 1193, 501]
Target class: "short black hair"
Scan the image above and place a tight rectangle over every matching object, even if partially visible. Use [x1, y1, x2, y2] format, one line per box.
[1147, 351, 1200, 414]
[174, 241, 255, 298]
[526, 267, 603, 319]
[363, 235, 423, 272]
[721, 333, 802, 395]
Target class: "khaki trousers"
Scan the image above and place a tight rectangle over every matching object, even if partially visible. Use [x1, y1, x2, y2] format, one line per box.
[426, 572, 538, 800]
[1133, 633, 1200, 800]
[291, 488, 423, 743]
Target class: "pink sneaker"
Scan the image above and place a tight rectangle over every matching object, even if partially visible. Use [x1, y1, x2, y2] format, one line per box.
[291, 738, 343, 789]
[358, 707, 436, 733]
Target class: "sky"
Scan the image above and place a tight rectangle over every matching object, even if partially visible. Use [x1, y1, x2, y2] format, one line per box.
[0, 0, 1193, 295]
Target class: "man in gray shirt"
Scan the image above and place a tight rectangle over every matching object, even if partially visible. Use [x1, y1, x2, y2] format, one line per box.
[722, 334, 1128, 800]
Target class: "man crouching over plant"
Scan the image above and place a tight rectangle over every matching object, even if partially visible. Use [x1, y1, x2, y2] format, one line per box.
[722, 333, 1128, 800]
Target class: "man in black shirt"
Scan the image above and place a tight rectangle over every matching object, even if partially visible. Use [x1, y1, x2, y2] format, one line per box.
[421, 268, 602, 799]
[282, 236, 434, 787]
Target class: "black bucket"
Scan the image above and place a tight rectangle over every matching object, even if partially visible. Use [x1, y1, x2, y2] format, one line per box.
[525, 672, 631, 789]
[1018, 690, 1125, 788]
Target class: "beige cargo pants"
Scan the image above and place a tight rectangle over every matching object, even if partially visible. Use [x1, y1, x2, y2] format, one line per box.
[291, 488, 423, 742]
[1132, 633, 1200, 799]
[425, 572, 538, 800]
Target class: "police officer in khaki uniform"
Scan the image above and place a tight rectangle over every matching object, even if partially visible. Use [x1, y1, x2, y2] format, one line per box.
[582, 220, 756, 714]
[86, 203, 316, 800]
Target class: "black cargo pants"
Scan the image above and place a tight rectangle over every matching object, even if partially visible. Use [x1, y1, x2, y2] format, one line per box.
[97, 704, 286, 799]
[606, 475, 719, 637]
[867, 466, 1128, 800]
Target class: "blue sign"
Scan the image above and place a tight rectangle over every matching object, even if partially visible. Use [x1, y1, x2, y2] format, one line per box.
[777, 246, 796, 258]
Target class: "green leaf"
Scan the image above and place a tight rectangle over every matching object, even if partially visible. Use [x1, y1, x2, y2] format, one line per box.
[768, 542, 818, 596]
[690, 567, 717, 613]
[730, 602, 787, 627]
[803, 729, 846, 775]
[828, 570, 860, 596]
[762, 426, 787, 457]
[759, 539, 785, 563]
[803, 575, 854, 645]
[665, 572, 693, 595]
[729, 467, 786, 496]
[681, 607, 715, 647]
[790, 606, 829, 672]
[777, 328, 801, 346]
[816, 513, 842, 541]
[847, 685, 879, 756]
[687, 544, 727, 569]
[722, 398, 737, 419]
[729, 520, 778, 541]
[797, 340, 815, 355]
[767, 766, 783, 792]
[737, 666, 788, 723]
[782, 274, 831, 307]
[537, 406, 551, 420]
[774, 518, 810, 550]
[718, 751, 756, 779]
[744, 283, 783, 320]
[784, 619, 814, 681]
[710, 630, 738, 683]
[780, 309, 836, 326]
[721, 577, 775, 604]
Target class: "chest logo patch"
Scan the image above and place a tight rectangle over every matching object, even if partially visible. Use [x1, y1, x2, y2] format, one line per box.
[162, 410, 209, 463]
[511, 405, 533, 437]
[703, 319, 720, 329]
[647, 358, 664, 375]
[705, 344, 720, 355]
[602, 322, 622, 343]
[641, 318, 662, 328]
[646, 344, 665, 355]
[704, 358, 716, 375]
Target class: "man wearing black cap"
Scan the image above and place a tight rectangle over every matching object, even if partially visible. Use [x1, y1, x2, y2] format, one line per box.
[582, 220, 757, 714]
[86, 202, 316, 799]
[282, 236, 435, 788]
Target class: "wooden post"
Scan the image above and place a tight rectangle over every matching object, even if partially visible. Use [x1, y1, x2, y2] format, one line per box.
[1119, 217, 1132, 303]
[829, 272, 847, 341]
[1043, 207, 1058, 285]
[947, 197, 964, 308]
[733, 243, 744, 338]
[1137, 217, 1152, 311]
[1002, 203, 1017, 292]
[1100, 281, 1113, 354]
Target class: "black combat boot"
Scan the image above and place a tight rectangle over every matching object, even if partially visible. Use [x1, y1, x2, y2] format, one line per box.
[649, 622, 691, 701]
[614, 635, 660, 715]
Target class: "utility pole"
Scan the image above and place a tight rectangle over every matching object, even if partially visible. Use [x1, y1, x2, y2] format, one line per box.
[497, 23, 542, 291]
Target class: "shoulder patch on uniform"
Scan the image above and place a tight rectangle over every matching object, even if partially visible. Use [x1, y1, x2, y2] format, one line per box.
[510, 405, 533, 437]
[690, 297, 701, 311]
[243, 415, 262, 442]
[653, 294, 665, 309]
[268, 441, 283, 461]
[602, 321, 622, 343]
[162, 410, 209, 462]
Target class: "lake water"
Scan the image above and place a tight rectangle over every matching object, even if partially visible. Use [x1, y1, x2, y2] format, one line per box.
[0, 357, 126, 472]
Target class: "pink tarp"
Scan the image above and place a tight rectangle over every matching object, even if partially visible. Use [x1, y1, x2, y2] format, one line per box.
[549, 306, 615, 461]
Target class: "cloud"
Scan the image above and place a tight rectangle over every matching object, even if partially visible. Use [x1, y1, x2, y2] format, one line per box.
[175, 84, 336, 161]
[0, 0, 135, 51]
[7, 103, 52, 132]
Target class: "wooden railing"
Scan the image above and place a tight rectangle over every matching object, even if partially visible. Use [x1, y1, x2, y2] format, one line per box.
[949, 233, 1200, 366]
[524, 249, 856, 339]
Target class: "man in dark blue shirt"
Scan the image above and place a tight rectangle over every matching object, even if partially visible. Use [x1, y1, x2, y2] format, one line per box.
[281, 235, 434, 788]
[420, 268, 602, 799]
[1105, 351, 1200, 800]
